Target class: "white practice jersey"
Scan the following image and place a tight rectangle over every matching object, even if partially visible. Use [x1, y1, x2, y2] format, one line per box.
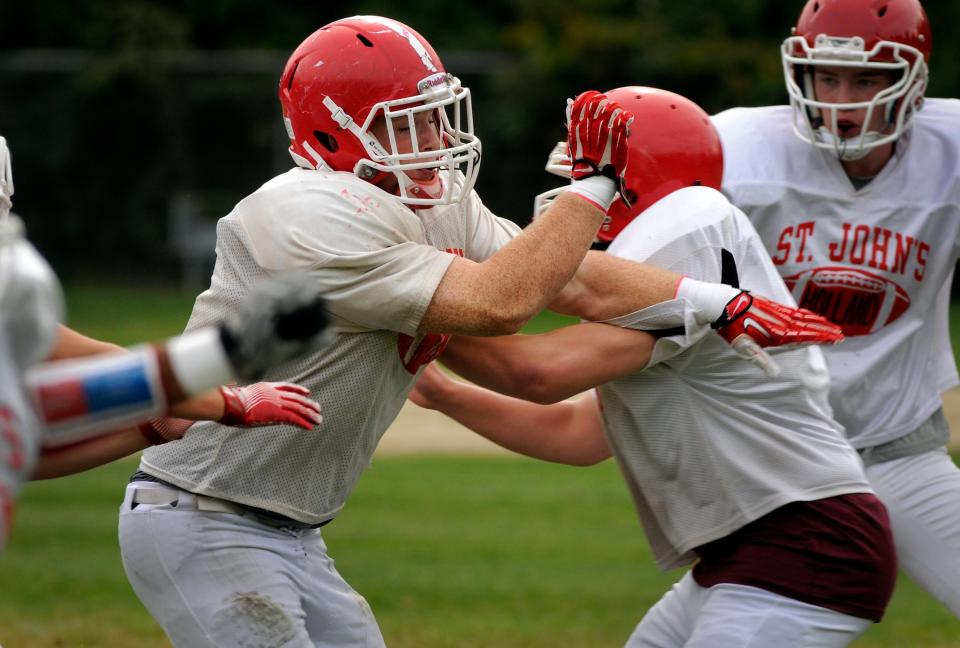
[0, 226, 63, 544]
[0, 326, 43, 541]
[141, 168, 520, 523]
[713, 100, 960, 449]
[597, 186, 871, 571]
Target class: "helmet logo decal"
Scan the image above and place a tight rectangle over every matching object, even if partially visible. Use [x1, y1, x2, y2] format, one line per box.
[354, 15, 438, 73]
[417, 73, 450, 95]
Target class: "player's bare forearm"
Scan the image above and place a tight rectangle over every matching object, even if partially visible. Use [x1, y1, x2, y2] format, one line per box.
[47, 325, 126, 360]
[31, 427, 150, 480]
[167, 387, 226, 421]
[551, 252, 682, 321]
[411, 365, 610, 466]
[420, 192, 605, 336]
[42, 327, 236, 423]
[441, 322, 655, 404]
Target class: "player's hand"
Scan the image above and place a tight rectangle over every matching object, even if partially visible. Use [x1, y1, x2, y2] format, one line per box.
[218, 382, 322, 430]
[408, 364, 453, 410]
[544, 140, 572, 176]
[711, 291, 844, 377]
[219, 272, 335, 382]
[565, 90, 634, 210]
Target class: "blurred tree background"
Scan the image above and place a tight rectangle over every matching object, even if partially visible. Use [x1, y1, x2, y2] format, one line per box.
[1, 0, 958, 284]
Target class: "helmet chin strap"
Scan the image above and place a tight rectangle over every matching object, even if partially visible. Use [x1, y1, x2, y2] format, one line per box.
[396, 169, 444, 201]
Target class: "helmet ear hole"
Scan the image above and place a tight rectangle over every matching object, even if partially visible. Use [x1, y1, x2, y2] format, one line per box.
[285, 62, 300, 91]
[314, 131, 339, 153]
[624, 189, 638, 205]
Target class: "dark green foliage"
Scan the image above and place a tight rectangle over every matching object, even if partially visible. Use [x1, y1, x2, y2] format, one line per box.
[1, 1, 958, 281]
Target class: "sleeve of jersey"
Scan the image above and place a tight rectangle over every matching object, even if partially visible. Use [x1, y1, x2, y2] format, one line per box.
[460, 190, 522, 261]
[594, 189, 737, 368]
[237, 181, 457, 336]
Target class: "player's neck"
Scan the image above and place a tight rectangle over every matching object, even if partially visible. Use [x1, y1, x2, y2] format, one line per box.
[840, 142, 894, 182]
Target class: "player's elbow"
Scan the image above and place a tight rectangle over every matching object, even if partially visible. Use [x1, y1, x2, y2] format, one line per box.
[474, 303, 533, 336]
[553, 434, 613, 466]
[517, 364, 578, 405]
[487, 313, 528, 336]
[563, 291, 616, 323]
[565, 449, 611, 467]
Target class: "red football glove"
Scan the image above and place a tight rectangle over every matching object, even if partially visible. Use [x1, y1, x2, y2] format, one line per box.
[566, 90, 634, 209]
[218, 382, 322, 430]
[711, 291, 844, 377]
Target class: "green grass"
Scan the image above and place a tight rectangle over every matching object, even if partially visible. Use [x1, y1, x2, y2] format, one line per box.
[62, 283, 199, 345]
[2, 456, 958, 647]
[0, 284, 956, 646]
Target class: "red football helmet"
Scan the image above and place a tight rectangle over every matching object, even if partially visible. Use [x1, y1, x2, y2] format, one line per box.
[533, 87, 722, 244]
[782, 0, 931, 160]
[278, 16, 481, 206]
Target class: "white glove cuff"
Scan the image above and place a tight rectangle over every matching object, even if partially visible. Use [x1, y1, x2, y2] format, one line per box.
[167, 327, 236, 396]
[675, 277, 741, 325]
[566, 175, 617, 212]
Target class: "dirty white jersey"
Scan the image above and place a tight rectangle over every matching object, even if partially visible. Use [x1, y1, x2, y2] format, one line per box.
[140, 169, 520, 523]
[597, 186, 871, 571]
[713, 100, 960, 449]
[0, 226, 63, 546]
[0, 326, 43, 547]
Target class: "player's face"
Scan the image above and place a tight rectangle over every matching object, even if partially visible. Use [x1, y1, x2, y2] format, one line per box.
[369, 110, 443, 181]
[812, 66, 895, 137]
[369, 109, 445, 198]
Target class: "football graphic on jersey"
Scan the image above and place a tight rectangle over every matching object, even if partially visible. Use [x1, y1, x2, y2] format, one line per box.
[783, 266, 910, 337]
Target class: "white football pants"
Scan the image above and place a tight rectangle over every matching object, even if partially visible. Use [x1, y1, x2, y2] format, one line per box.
[118, 482, 385, 648]
[865, 446, 960, 617]
[626, 571, 871, 648]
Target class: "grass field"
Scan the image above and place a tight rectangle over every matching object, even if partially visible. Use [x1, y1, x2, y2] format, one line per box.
[0, 284, 958, 646]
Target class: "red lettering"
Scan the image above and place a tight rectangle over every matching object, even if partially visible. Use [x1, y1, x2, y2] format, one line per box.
[915, 242, 929, 281]
[869, 227, 891, 271]
[849, 225, 870, 265]
[773, 227, 793, 265]
[828, 223, 851, 262]
[794, 221, 815, 262]
[892, 234, 915, 275]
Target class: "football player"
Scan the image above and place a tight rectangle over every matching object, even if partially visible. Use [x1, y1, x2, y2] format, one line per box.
[711, 0, 960, 617]
[116, 16, 843, 647]
[0, 136, 334, 549]
[412, 87, 895, 647]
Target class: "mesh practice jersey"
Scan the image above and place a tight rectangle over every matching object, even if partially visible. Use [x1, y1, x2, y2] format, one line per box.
[141, 169, 520, 523]
[597, 186, 871, 570]
[713, 100, 960, 449]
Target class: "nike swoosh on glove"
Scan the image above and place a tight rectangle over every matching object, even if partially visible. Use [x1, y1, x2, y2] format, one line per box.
[711, 291, 844, 377]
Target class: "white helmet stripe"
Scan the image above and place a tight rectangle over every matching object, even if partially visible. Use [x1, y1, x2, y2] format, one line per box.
[352, 15, 438, 73]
